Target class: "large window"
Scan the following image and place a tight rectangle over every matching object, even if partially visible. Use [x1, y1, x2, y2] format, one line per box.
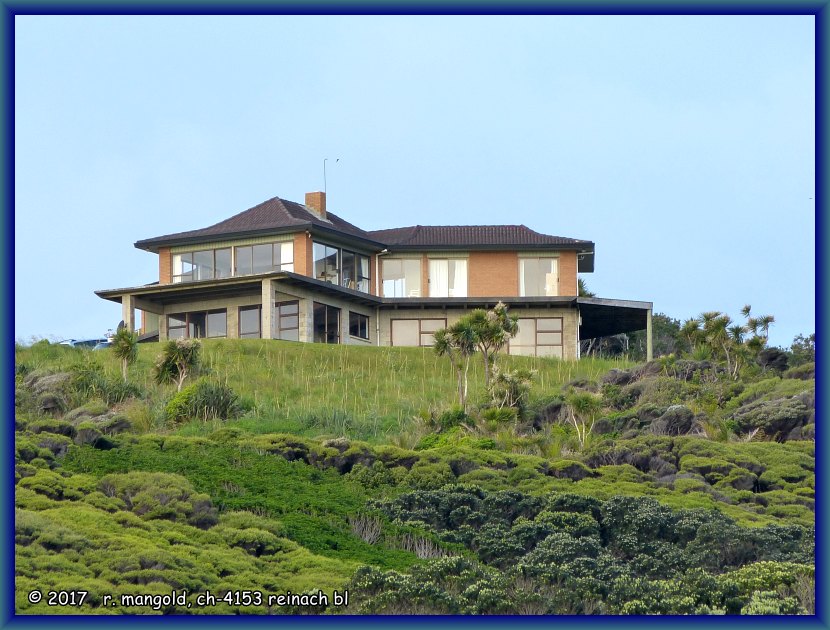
[349, 312, 369, 340]
[313, 242, 371, 293]
[167, 309, 227, 339]
[276, 301, 299, 341]
[382, 258, 422, 297]
[239, 305, 262, 339]
[391, 318, 446, 347]
[341, 250, 371, 292]
[313, 303, 340, 344]
[235, 242, 294, 276]
[509, 317, 563, 358]
[173, 248, 232, 283]
[429, 259, 467, 298]
[313, 243, 340, 285]
[173, 242, 292, 283]
[519, 258, 559, 297]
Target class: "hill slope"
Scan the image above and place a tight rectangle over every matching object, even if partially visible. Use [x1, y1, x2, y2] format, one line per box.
[14, 340, 815, 615]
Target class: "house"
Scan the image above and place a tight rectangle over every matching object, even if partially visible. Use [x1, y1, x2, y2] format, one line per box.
[95, 192, 653, 360]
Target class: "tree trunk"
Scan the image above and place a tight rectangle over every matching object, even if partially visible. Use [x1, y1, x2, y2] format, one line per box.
[176, 368, 187, 392]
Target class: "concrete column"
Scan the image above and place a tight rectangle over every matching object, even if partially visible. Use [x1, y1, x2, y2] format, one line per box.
[227, 306, 239, 339]
[122, 295, 136, 332]
[646, 308, 653, 362]
[300, 299, 314, 342]
[261, 280, 273, 339]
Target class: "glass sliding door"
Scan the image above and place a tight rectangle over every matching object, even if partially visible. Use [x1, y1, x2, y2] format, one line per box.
[519, 258, 559, 296]
[313, 302, 340, 344]
[429, 259, 467, 297]
[382, 258, 421, 297]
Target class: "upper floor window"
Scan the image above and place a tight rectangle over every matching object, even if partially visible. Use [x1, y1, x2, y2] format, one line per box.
[382, 258, 422, 297]
[235, 242, 294, 276]
[314, 243, 340, 285]
[342, 250, 371, 292]
[173, 248, 231, 283]
[172, 241, 293, 284]
[313, 242, 372, 294]
[429, 259, 467, 298]
[519, 257, 559, 297]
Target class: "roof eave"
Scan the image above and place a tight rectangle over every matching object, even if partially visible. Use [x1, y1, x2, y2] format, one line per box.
[134, 222, 387, 253]
[134, 224, 314, 252]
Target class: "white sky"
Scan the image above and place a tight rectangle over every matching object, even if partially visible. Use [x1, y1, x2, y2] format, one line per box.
[14, 15, 815, 347]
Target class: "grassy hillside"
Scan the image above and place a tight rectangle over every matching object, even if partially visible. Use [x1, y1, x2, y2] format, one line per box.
[14, 339, 815, 615]
[16, 339, 630, 443]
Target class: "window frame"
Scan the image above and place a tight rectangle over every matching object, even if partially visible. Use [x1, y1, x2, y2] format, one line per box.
[390, 318, 447, 347]
[275, 300, 300, 341]
[508, 316, 564, 357]
[518, 257, 560, 297]
[167, 309, 228, 339]
[348, 312, 370, 340]
[312, 302, 340, 344]
[428, 258, 468, 298]
[238, 305, 262, 339]
[381, 257, 422, 297]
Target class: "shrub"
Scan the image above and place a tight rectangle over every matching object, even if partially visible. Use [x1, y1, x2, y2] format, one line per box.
[165, 380, 243, 423]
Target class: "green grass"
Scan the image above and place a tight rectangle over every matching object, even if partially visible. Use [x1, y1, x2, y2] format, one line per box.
[16, 339, 631, 443]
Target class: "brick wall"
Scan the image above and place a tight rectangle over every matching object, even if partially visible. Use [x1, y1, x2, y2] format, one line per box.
[293, 232, 312, 276]
[468, 251, 518, 297]
[559, 251, 578, 296]
[158, 247, 172, 284]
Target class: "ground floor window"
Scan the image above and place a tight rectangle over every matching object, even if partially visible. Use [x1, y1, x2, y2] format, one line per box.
[239, 305, 262, 339]
[391, 318, 446, 347]
[168, 309, 227, 339]
[509, 317, 563, 358]
[313, 302, 340, 344]
[276, 301, 300, 341]
[349, 312, 369, 340]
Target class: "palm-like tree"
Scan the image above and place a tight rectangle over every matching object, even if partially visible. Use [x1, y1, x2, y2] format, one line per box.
[154, 339, 202, 392]
[758, 315, 775, 339]
[468, 302, 519, 390]
[565, 390, 603, 449]
[680, 318, 703, 353]
[434, 322, 477, 411]
[111, 327, 138, 382]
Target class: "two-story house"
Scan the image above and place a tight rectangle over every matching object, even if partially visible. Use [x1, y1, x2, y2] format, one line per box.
[96, 192, 654, 360]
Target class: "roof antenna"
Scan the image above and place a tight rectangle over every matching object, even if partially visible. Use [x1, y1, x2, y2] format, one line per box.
[323, 158, 339, 194]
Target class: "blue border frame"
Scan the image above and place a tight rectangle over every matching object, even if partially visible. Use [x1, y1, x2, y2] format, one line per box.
[4, 2, 826, 627]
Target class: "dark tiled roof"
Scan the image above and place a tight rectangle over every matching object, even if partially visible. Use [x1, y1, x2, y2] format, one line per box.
[368, 225, 593, 249]
[135, 196, 374, 251]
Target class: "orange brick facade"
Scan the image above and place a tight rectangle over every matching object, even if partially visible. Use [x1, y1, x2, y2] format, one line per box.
[155, 238, 580, 298]
[293, 232, 313, 277]
[559, 251, 578, 296]
[468, 251, 519, 297]
[159, 247, 172, 284]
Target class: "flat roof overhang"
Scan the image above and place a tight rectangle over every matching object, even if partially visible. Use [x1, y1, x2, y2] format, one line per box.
[382, 296, 579, 309]
[577, 297, 652, 339]
[95, 272, 383, 308]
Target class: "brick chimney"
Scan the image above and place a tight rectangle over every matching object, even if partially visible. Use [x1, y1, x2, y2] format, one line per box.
[305, 191, 326, 220]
